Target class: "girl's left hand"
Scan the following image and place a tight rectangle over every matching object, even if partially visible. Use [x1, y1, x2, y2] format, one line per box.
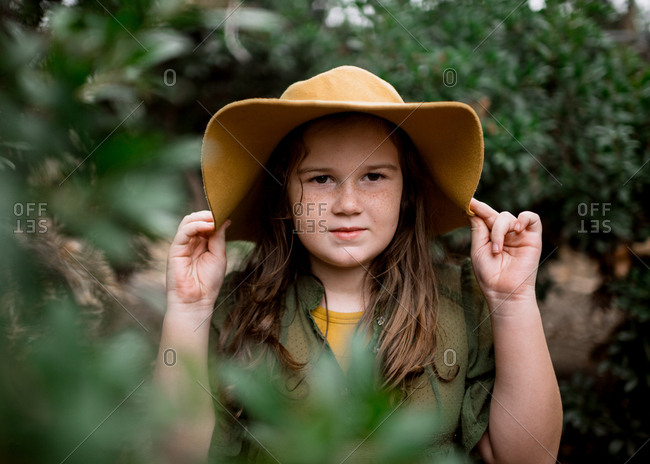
[468, 198, 543, 305]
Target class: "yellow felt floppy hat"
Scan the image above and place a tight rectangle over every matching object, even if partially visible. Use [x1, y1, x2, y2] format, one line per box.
[201, 65, 483, 239]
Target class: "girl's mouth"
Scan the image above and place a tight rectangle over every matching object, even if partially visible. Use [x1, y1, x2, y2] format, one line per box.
[329, 227, 365, 239]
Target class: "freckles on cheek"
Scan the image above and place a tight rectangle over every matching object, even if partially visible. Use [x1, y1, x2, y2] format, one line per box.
[371, 188, 401, 209]
[369, 186, 402, 228]
[291, 190, 331, 232]
[301, 191, 330, 213]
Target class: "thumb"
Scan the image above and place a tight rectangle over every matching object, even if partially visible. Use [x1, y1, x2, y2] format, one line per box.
[208, 219, 231, 253]
[468, 214, 490, 255]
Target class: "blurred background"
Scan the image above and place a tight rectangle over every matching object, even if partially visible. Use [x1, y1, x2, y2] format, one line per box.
[1, 0, 649, 462]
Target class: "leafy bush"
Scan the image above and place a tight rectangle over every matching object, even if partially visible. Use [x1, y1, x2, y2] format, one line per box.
[0, 0, 237, 461]
[0, 301, 156, 464]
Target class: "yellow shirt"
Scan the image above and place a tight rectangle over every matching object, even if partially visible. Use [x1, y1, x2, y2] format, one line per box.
[311, 305, 363, 371]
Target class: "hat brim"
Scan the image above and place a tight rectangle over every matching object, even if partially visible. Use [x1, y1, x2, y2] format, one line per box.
[201, 99, 483, 239]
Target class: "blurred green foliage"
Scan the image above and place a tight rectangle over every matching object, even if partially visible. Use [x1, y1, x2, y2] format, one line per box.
[0, 1, 206, 461]
[0, 300, 157, 463]
[1, 0, 650, 462]
[216, 339, 466, 464]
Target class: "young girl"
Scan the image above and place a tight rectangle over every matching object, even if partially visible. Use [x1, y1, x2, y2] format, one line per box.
[154, 66, 562, 463]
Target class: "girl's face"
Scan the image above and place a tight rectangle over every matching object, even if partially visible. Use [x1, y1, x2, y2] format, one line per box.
[288, 119, 403, 272]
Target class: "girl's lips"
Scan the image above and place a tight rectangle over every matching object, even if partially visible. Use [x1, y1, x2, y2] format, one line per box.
[330, 228, 365, 239]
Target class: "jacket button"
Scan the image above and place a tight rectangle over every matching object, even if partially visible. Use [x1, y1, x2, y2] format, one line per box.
[376, 316, 385, 326]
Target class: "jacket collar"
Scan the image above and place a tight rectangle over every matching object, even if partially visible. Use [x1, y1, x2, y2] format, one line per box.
[293, 274, 325, 313]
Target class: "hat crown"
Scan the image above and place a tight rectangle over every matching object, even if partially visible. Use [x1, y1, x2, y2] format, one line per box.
[280, 66, 405, 104]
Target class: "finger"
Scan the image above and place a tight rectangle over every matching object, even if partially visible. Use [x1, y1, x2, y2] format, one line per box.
[490, 211, 518, 254]
[208, 219, 231, 254]
[174, 211, 214, 240]
[468, 214, 491, 256]
[177, 210, 214, 229]
[515, 211, 542, 234]
[174, 220, 216, 246]
[469, 198, 500, 228]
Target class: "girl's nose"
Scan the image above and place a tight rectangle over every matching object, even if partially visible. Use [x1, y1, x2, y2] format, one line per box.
[332, 181, 363, 215]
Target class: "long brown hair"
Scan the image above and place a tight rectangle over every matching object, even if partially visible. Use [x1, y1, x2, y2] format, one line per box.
[218, 112, 439, 390]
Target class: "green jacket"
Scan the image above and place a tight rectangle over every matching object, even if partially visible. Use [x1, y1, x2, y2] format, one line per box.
[209, 242, 495, 463]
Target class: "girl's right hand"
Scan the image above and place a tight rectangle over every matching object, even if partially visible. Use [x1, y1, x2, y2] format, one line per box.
[166, 211, 230, 311]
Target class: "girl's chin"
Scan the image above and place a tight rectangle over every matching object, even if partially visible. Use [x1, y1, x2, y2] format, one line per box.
[313, 251, 375, 270]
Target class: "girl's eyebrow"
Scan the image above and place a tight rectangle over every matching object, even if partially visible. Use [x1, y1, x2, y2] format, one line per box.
[297, 166, 335, 175]
[298, 163, 399, 175]
[362, 163, 399, 171]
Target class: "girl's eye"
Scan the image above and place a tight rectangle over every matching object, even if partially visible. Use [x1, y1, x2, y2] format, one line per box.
[310, 175, 331, 184]
[364, 173, 384, 181]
